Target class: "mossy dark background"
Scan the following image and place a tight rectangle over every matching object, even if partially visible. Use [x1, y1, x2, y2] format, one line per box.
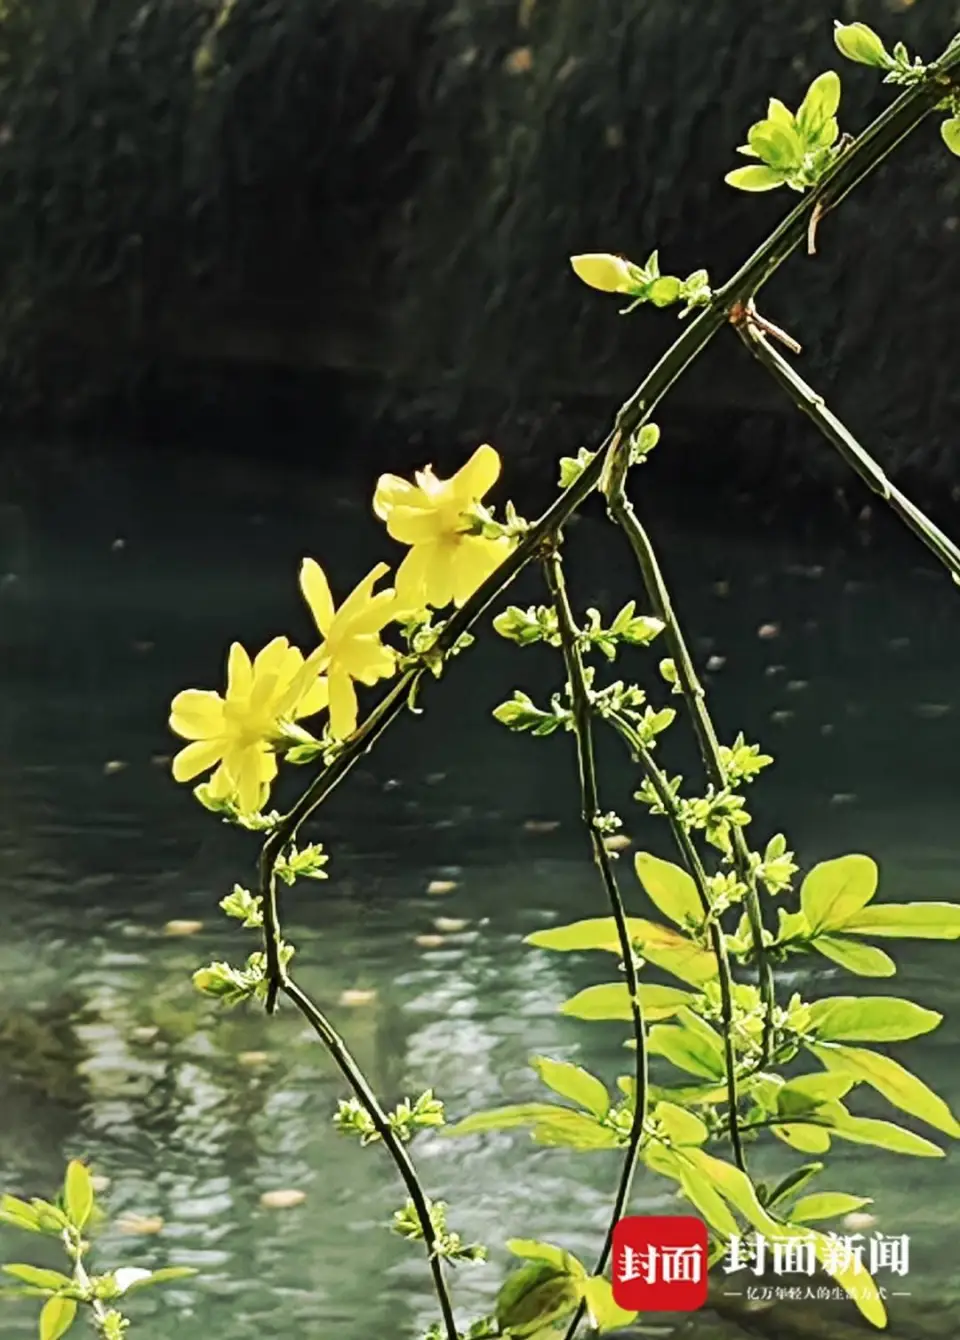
[0, 0, 956, 495]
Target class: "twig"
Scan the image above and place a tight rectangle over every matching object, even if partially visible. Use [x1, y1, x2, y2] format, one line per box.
[281, 977, 460, 1340]
[540, 550, 649, 1340]
[601, 464, 778, 1069]
[736, 321, 960, 586]
[604, 711, 746, 1174]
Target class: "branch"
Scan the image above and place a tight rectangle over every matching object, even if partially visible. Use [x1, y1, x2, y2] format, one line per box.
[603, 711, 746, 1175]
[281, 977, 460, 1340]
[540, 551, 648, 1340]
[602, 467, 777, 1068]
[735, 319, 960, 586]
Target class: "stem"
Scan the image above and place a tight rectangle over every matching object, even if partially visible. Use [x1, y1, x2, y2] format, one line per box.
[256, 31, 960, 998]
[602, 467, 777, 1068]
[64, 1230, 109, 1331]
[736, 320, 960, 585]
[281, 977, 460, 1340]
[604, 712, 746, 1174]
[540, 550, 648, 1340]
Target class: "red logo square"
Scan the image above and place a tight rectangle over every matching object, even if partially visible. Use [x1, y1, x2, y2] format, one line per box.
[612, 1215, 708, 1312]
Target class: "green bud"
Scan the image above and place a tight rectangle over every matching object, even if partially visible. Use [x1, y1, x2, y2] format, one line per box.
[833, 22, 892, 70]
[942, 118, 960, 157]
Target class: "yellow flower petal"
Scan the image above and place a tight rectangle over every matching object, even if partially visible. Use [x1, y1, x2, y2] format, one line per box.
[337, 635, 396, 686]
[328, 665, 359, 739]
[300, 559, 335, 637]
[227, 643, 253, 701]
[342, 588, 398, 637]
[421, 542, 456, 608]
[253, 637, 291, 680]
[172, 738, 224, 783]
[450, 443, 501, 504]
[169, 690, 225, 740]
[450, 535, 511, 605]
[395, 543, 434, 611]
[383, 504, 445, 546]
[293, 675, 330, 720]
[336, 562, 392, 626]
[373, 473, 421, 519]
[206, 764, 235, 800]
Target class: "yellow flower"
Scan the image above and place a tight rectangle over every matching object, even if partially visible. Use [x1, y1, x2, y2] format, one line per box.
[372, 444, 513, 612]
[169, 637, 328, 813]
[299, 559, 398, 740]
[570, 253, 636, 294]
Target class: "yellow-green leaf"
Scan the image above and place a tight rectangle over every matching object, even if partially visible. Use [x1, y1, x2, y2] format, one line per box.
[808, 1041, 960, 1137]
[506, 1241, 586, 1277]
[653, 1101, 708, 1147]
[725, 164, 787, 192]
[526, 916, 670, 954]
[648, 1024, 725, 1080]
[789, 1192, 872, 1223]
[828, 1113, 944, 1158]
[39, 1297, 77, 1340]
[496, 1262, 581, 1338]
[842, 902, 960, 939]
[531, 1057, 610, 1120]
[560, 982, 693, 1023]
[445, 1103, 583, 1137]
[2, 1265, 72, 1291]
[801, 855, 877, 932]
[806, 1228, 886, 1328]
[942, 118, 960, 157]
[581, 1276, 637, 1333]
[809, 995, 941, 1043]
[531, 1112, 622, 1150]
[771, 1123, 832, 1154]
[812, 935, 895, 977]
[634, 853, 704, 928]
[683, 1150, 781, 1236]
[796, 70, 841, 140]
[63, 1161, 94, 1232]
[747, 119, 804, 169]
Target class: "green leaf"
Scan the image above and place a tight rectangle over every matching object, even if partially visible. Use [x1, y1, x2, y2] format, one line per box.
[725, 164, 787, 191]
[801, 855, 877, 932]
[63, 1162, 94, 1232]
[747, 119, 804, 169]
[765, 1163, 824, 1209]
[560, 982, 693, 1023]
[526, 917, 717, 988]
[654, 1101, 708, 1146]
[808, 1041, 960, 1137]
[506, 1242, 586, 1277]
[647, 1024, 725, 1080]
[790, 1192, 872, 1224]
[683, 1150, 781, 1236]
[809, 995, 941, 1042]
[811, 935, 895, 976]
[779, 1072, 856, 1104]
[767, 97, 795, 127]
[796, 71, 841, 141]
[634, 853, 703, 929]
[827, 1114, 944, 1158]
[833, 21, 894, 69]
[581, 1276, 636, 1333]
[113, 1265, 199, 1295]
[39, 1297, 77, 1340]
[2, 1266, 71, 1291]
[530, 1057, 610, 1120]
[673, 1160, 740, 1237]
[495, 1262, 581, 1338]
[842, 902, 960, 939]
[530, 1112, 621, 1150]
[806, 1229, 886, 1328]
[0, 1195, 43, 1234]
[771, 1123, 832, 1154]
[943, 119, 960, 156]
[445, 1103, 583, 1137]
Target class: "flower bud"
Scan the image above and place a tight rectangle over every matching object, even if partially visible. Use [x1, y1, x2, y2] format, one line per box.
[570, 252, 636, 294]
[833, 22, 892, 69]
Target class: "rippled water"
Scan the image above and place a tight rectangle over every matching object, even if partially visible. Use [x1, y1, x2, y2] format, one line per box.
[1, 442, 959, 1338]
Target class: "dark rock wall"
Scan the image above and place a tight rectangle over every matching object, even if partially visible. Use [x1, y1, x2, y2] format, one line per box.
[0, 0, 956, 482]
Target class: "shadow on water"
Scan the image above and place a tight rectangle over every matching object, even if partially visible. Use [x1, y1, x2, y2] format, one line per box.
[0, 441, 959, 1337]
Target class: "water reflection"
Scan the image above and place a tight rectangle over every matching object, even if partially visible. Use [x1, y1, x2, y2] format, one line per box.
[1, 444, 959, 1337]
